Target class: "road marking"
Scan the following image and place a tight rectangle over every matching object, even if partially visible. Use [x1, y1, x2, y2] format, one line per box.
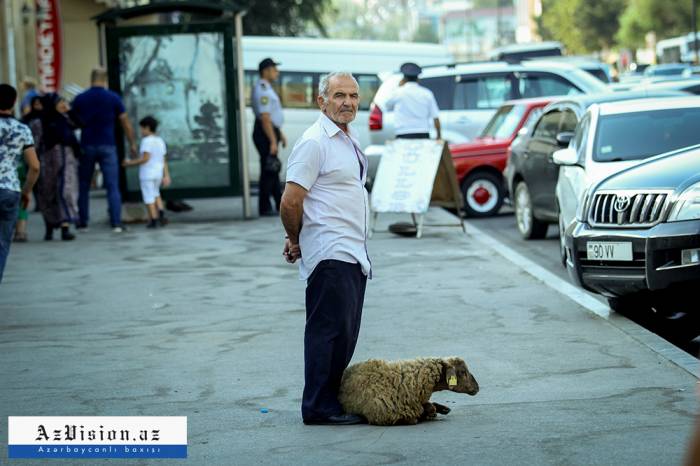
[460, 217, 699, 378]
[462, 220, 611, 318]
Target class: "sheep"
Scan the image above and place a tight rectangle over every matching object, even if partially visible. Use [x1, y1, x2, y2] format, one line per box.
[338, 356, 479, 426]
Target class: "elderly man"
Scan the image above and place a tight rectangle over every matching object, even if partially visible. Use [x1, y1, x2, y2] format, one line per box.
[280, 72, 371, 426]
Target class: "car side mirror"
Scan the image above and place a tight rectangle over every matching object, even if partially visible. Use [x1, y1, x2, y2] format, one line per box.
[552, 147, 579, 166]
[555, 131, 575, 147]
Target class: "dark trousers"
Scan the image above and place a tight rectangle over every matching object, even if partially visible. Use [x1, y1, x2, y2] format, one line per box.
[253, 120, 282, 215]
[302, 260, 367, 421]
[0, 189, 20, 283]
[78, 145, 122, 227]
[396, 133, 430, 139]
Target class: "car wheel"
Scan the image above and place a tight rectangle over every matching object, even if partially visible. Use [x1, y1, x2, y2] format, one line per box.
[461, 171, 504, 218]
[514, 181, 548, 239]
[558, 211, 567, 266]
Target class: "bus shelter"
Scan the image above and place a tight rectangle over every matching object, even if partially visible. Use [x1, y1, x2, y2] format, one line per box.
[94, 1, 252, 217]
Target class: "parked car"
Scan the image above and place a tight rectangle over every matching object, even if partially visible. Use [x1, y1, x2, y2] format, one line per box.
[631, 77, 700, 95]
[554, 96, 700, 264]
[368, 61, 609, 146]
[526, 57, 612, 83]
[564, 144, 700, 321]
[642, 63, 691, 81]
[488, 41, 563, 62]
[450, 97, 552, 217]
[504, 90, 688, 240]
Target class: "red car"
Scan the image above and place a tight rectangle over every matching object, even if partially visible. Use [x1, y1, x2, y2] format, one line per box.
[450, 97, 553, 217]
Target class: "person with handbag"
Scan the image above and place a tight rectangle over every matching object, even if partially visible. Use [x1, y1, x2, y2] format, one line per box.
[252, 58, 287, 217]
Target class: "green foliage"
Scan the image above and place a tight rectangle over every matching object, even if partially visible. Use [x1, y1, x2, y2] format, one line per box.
[541, 0, 585, 53]
[413, 21, 439, 43]
[240, 0, 333, 36]
[577, 0, 627, 50]
[320, 0, 433, 42]
[617, 0, 699, 49]
[472, 0, 514, 8]
[539, 0, 626, 53]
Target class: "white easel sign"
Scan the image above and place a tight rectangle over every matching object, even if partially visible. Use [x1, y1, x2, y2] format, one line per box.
[369, 139, 465, 238]
[370, 139, 443, 214]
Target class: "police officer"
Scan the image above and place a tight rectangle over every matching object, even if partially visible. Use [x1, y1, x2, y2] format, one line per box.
[385, 62, 441, 140]
[252, 57, 287, 216]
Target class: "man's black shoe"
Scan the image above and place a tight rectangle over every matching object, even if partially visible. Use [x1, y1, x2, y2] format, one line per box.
[303, 414, 366, 426]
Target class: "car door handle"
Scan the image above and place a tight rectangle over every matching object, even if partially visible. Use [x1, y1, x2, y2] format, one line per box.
[455, 117, 470, 123]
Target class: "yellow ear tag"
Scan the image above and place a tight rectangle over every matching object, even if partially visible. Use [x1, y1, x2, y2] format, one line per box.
[448, 375, 457, 387]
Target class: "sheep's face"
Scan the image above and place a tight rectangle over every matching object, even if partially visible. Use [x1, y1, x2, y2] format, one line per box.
[444, 357, 479, 396]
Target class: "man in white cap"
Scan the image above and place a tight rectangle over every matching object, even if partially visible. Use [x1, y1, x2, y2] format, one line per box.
[385, 62, 441, 140]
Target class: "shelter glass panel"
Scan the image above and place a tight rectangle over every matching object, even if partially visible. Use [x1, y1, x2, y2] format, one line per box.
[119, 32, 231, 190]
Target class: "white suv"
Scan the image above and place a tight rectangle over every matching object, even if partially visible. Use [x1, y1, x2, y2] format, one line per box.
[368, 61, 609, 145]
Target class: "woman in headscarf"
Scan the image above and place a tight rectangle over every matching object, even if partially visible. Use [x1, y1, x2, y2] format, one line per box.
[30, 93, 81, 240]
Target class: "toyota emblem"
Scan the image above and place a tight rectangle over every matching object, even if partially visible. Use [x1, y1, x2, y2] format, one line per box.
[614, 195, 631, 213]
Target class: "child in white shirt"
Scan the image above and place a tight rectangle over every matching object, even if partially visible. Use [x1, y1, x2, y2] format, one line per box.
[123, 116, 170, 228]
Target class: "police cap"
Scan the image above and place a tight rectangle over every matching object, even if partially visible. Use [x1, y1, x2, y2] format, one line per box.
[400, 62, 422, 78]
[258, 58, 280, 73]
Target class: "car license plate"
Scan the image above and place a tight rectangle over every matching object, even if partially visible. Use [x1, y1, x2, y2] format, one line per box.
[586, 242, 633, 261]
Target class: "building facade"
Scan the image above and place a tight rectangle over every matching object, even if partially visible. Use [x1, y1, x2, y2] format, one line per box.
[0, 0, 152, 96]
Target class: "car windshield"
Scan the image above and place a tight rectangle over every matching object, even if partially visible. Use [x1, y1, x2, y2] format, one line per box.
[480, 104, 527, 139]
[594, 107, 700, 162]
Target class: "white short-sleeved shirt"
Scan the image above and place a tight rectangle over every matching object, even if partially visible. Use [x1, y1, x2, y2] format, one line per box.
[385, 82, 440, 135]
[252, 79, 284, 128]
[0, 115, 34, 192]
[286, 113, 371, 281]
[139, 135, 166, 180]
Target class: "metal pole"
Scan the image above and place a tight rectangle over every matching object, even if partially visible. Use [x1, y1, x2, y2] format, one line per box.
[234, 10, 252, 219]
[4, 0, 18, 89]
[693, 0, 699, 65]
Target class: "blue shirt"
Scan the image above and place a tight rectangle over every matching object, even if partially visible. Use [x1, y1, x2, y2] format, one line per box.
[20, 89, 39, 111]
[72, 87, 126, 147]
[252, 79, 284, 128]
[0, 115, 34, 192]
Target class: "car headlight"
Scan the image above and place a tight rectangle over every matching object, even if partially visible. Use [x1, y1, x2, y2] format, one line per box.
[668, 182, 700, 222]
[575, 188, 591, 222]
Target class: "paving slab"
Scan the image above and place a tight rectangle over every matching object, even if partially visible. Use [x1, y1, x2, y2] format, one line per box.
[0, 197, 697, 465]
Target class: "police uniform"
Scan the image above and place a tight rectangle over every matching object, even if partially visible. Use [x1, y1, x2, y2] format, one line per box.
[385, 62, 440, 139]
[252, 58, 285, 215]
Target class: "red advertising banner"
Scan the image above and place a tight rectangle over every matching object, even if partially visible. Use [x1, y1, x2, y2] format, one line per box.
[35, 0, 62, 92]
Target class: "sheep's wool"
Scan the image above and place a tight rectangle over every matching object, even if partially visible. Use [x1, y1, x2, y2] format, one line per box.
[338, 358, 443, 426]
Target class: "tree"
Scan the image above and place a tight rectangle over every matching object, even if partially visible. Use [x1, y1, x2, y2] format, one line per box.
[413, 21, 439, 44]
[617, 0, 699, 49]
[577, 0, 627, 50]
[240, 0, 333, 36]
[538, 0, 626, 53]
[541, 0, 586, 53]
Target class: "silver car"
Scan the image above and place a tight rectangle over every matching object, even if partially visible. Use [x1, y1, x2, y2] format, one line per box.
[368, 61, 609, 146]
[554, 96, 700, 264]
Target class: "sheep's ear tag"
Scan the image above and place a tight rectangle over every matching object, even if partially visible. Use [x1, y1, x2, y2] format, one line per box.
[448, 375, 458, 387]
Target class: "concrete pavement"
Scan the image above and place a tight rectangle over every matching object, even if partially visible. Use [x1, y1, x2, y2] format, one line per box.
[1, 197, 698, 465]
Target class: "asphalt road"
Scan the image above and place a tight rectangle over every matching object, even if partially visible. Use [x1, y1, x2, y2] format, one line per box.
[465, 207, 700, 358]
